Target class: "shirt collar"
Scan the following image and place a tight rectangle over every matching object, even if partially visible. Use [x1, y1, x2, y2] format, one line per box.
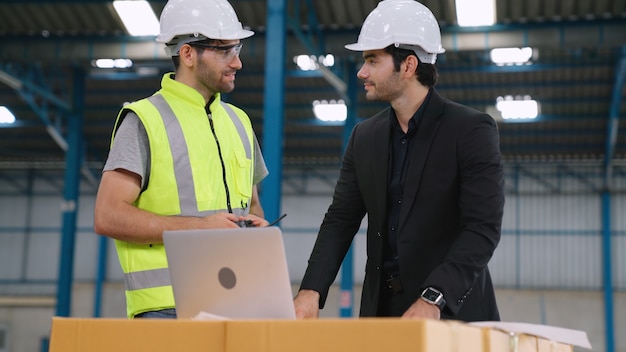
[389, 88, 432, 135]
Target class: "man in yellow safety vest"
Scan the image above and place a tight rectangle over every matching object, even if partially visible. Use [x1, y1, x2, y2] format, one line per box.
[94, 0, 269, 319]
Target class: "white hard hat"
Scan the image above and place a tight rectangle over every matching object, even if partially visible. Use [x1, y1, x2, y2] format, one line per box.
[345, 0, 445, 64]
[156, 0, 254, 56]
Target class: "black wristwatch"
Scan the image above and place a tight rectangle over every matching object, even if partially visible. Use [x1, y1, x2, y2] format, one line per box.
[420, 287, 446, 310]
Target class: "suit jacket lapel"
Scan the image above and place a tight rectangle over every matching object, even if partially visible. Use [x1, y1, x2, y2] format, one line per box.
[398, 90, 444, 226]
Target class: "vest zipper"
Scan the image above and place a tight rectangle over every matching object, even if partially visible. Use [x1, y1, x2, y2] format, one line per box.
[208, 113, 233, 213]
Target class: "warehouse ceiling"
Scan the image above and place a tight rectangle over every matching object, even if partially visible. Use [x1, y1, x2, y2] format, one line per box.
[0, 0, 625, 184]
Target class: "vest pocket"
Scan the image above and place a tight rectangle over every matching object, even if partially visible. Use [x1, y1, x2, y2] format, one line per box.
[230, 152, 252, 200]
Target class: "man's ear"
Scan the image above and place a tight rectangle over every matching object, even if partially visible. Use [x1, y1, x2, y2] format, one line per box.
[178, 44, 196, 68]
[403, 55, 419, 77]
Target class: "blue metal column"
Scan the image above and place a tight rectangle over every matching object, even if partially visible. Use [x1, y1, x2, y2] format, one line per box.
[55, 68, 84, 317]
[260, 0, 286, 222]
[600, 46, 625, 352]
[93, 235, 108, 317]
[339, 59, 359, 317]
[600, 192, 614, 352]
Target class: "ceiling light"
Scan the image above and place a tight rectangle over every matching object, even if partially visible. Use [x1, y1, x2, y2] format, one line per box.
[0, 106, 16, 124]
[294, 54, 335, 71]
[295, 55, 318, 71]
[496, 95, 539, 120]
[455, 0, 496, 26]
[312, 100, 347, 122]
[490, 47, 533, 65]
[113, 1, 160, 36]
[92, 59, 133, 69]
[320, 54, 335, 67]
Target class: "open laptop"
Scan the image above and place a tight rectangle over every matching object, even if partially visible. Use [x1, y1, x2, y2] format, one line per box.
[163, 226, 296, 320]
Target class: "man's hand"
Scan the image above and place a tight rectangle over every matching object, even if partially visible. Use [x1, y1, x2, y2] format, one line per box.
[235, 214, 270, 227]
[293, 289, 320, 319]
[202, 212, 241, 228]
[401, 298, 441, 320]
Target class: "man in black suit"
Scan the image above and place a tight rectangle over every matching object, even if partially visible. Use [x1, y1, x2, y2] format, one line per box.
[293, 0, 504, 321]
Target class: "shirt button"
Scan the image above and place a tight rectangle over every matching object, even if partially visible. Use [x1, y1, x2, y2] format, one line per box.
[401, 138, 407, 144]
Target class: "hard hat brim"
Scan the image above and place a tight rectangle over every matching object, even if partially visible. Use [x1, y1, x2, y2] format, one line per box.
[225, 29, 255, 40]
[344, 42, 382, 52]
[157, 29, 254, 44]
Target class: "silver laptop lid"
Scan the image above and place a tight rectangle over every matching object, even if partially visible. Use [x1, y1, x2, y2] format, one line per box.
[163, 226, 296, 320]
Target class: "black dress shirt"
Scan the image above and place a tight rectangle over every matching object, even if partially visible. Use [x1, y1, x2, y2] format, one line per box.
[383, 89, 432, 275]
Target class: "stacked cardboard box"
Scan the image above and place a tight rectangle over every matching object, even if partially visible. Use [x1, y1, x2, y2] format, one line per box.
[480, 326, 574, 352]
[471, 321, 589, 351]
[49, 317, 585, 352]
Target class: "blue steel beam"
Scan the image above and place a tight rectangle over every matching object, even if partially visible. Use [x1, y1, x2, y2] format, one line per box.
[1, 16, 624, 38]
[93, 235, 108, 317]
[604, 47, 626, 176]
[55, 68, 84, 317]
[0, 66, 101, 187]
[601, 192, 615, 352]
[339, 59, 359, 318]
[0, 66, 73, 153]
[83, 58, 610, 81]
[303, 0, 324, 55]
[442, 62, 615, 74]
[441, 19, 626, 33]
[0, 68, 71, 111]
[285, 17, 347, 101]
[260, 0, 286, 223]
[600, 45, 625, 352]
[290, 0, 323, 49]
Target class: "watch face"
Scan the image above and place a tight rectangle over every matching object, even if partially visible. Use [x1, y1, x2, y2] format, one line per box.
[422, 288, 442, 302]
[421, 287, 445, 309]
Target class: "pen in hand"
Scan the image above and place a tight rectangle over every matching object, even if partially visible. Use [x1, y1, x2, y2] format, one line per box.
[266, 213, 287, 227]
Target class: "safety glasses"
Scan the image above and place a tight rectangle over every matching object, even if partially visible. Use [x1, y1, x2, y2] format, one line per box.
[190, 42, 243, 62]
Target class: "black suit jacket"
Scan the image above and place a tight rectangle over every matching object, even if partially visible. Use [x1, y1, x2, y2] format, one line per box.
[300, 89, 505, 321]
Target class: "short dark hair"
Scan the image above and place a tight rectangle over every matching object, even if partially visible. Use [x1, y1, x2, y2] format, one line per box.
[383, 45, 438, 87]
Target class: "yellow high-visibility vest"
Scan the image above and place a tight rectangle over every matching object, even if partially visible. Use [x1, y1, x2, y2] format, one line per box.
[110, 73, 254, 318]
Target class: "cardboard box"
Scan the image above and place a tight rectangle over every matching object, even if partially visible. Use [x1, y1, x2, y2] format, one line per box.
[49, 317, 225, 352]
[480, 325, 510, 351]
[537, 337, 574, 352]
[50, 317, 584, 352]
[445, 320, 484, 350]
[481, 329, 575, 352]
[225, 318, 483, 352]
[50, 317, 482, 352]
[471, 321, 590, 352]
[481, 327, 538, 352]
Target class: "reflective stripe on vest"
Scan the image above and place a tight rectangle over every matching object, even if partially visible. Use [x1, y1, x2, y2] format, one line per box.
[124, 267, 171, 291]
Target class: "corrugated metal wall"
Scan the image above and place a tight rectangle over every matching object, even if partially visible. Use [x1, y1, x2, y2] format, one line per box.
[1, 160, 625, 294]
[491, 161, 626, 290]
